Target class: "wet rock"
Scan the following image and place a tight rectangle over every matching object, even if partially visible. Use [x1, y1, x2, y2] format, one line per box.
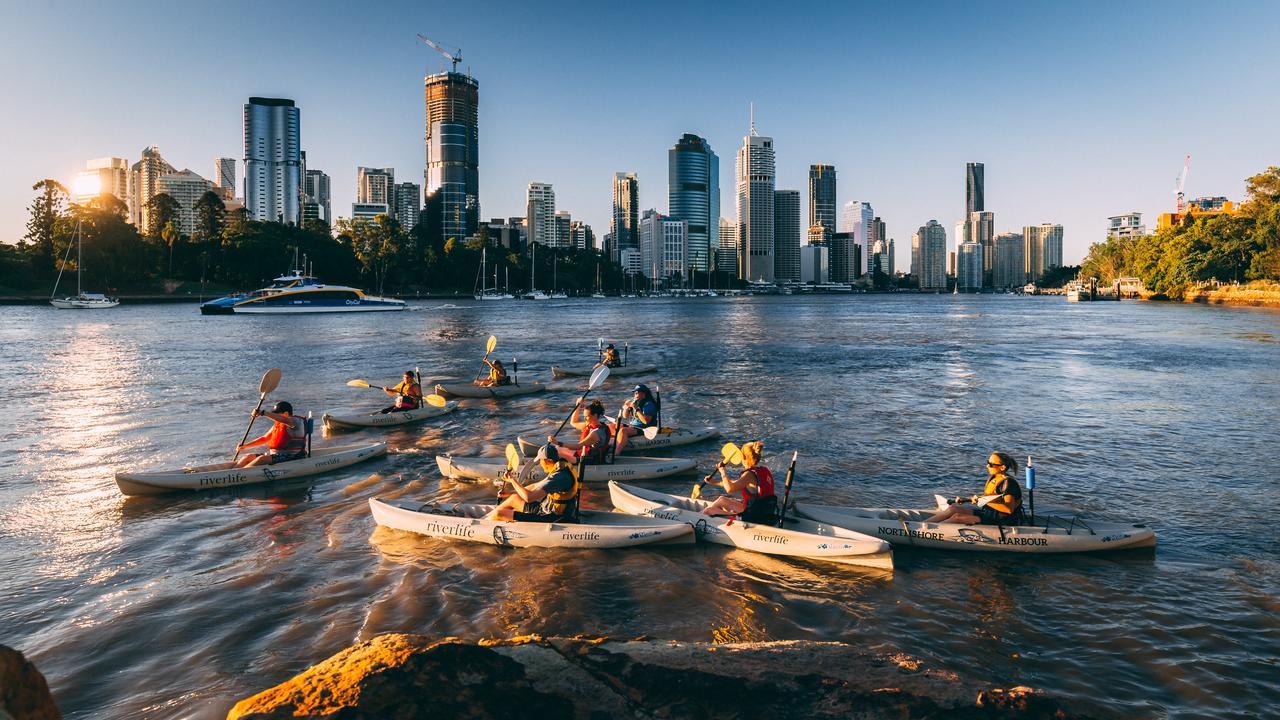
[228, 634, 1101, 719]
[0, 645, 62, 720]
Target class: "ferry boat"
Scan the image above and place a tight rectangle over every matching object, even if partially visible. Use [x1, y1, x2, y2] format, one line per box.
[200, 269, 407, 315]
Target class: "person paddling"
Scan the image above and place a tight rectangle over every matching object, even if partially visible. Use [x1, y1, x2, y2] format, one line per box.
[924, 452, 1024, 525]
[235, 401, 307, 467]
[548, 400, 611, 464]
[476, 358, 511, 387]
[611, 384, 657, 454]
[380, 371, 423, 413]
[596, 343, 622, 369]
[485, 443, 579, 523]
[701, 441, 778, 522]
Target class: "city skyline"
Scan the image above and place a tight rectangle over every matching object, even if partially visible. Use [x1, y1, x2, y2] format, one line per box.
[3, 1, 1279, 264]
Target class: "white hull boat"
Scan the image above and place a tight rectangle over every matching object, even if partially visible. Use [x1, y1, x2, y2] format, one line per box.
[436, 454, 696, 483]
[792, 503, 1156, 553]
[550, 364, 657, 379]
[434, 382, 545, 399]
[322, 401, 459, 430]
[609, 482, 893, 570]
[516, 427, 719, 456]
[369, 497, 694, 548]
[115, 442, 387, 496]
[51, 294, 119, 309]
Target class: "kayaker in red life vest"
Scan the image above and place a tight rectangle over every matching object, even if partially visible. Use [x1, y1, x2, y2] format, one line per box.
[548, 400, 611, 464]
[702, 441, 779, 523]
[235, 401, 307, 467]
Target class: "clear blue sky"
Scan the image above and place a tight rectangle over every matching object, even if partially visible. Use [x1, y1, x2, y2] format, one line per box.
[3, 0, 1278, 263]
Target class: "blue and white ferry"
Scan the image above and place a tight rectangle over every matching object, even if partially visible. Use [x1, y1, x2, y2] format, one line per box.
[200, 270, 407, 315]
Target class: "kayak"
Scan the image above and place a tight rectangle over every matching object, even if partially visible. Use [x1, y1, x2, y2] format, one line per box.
[550, 364, 657, 379]
[516, 427, 719, 456]
[369, 497, 695, 548]
[792, 502, 1157, 553]
[435, 454, 697, 483]
[115, 443, 387, 496]
[322, 401, 459, 430]
[608, 482, 893, 570]
[434, 382, 545, 399]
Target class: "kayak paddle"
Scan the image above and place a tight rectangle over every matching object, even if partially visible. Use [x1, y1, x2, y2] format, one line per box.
[691, 442, 742, 499]
[474, 334, 498, 382]
[348, 378, 445, 408]
[347, 379, 388, 390]
[232, 368, 282, 462]
[551, 365, 610, 439]
[775, 451, 799, 527]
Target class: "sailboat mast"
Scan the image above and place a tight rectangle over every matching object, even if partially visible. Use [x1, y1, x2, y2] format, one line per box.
[76, 219, 83, 295]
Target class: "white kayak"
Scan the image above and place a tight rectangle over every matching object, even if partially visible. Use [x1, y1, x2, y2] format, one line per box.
[550, 364, 657, 379]
[609, 482, 893, 570]
[322, 401, 459, 430]
[115, 443, 387, 496]
[517, 427, 719, 457]
[435, 454, 697, 483]
[434, 382, 545, 399]
[369, 497, 694, 548]
[792, 503, 1157, 553]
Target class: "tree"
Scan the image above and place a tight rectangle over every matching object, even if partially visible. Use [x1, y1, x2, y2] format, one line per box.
[23, 179, 68, 279]
[193, 191, 226, 244]
[162, 221, 181, 278]
[335, 215, 407, 294]
[145, 193, 180, 239]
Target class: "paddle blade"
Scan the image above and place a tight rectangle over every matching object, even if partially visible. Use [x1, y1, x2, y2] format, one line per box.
[690, 483, 702, 499]
[485, 335, 497, 354]
[934, 494, 950, 510]
[643, 426, 660, 440]
[597, 337, 604, 349]
[587, 364, 611, 389]
[505, 443, 521, 472]
[425, 394, 447, 407]
[260, 368, 283, 394]
[976, 493, 1002, 508]
[346, 379, 372, 388]
[721, 442, 743, 466]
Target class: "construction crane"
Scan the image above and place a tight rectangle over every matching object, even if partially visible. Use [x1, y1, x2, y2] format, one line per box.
[1175, 154, 1191, 213]
[417, 33, 462, 73]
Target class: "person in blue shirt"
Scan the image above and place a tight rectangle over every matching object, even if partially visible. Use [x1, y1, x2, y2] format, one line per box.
[611, 384, 657, 455]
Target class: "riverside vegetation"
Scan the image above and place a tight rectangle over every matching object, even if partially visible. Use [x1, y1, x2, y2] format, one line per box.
[1080, 166, 1280, 301]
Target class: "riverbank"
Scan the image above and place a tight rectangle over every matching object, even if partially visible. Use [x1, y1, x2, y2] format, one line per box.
[1179, 280, 1280, 308]
[226, 634, 1100, 719]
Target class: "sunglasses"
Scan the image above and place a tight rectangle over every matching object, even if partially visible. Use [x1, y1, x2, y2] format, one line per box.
[986, 462, 1005, 468]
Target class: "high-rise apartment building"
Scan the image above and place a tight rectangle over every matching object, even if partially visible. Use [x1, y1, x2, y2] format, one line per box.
[992, 232, 1025, 288]
[965, 162, 984, 216]
[395, 182, 421, 229]
[800, 244, 828, 284]
[303, 169, 331, 224]
[243, 97, 301, 224]
[215, 157, 236, 199]
[967, 210, 995, 286]
[829, 232, 861, 284]
[569, 221, 594, 251]
[156, 169, 214, 236]
[717, 218, 738, 274]
[808, 164, 837, 242]
[129, 146, 176, 230]
[736, 121, 776, 282]
[526, 182, 556, 248]
[1024, 223, 1064, 283]
[841, 201, 874, 276]
[554, 211, 572, 250]
[423, 71, 480, 245]
[957, 241, 983, 292]
[1107, 212, 1145, 238]
[668, 134, 719, 274]
[639, 210, 688, 287]
[357, 167, 395, 208]
[913, 220, 947, 290]
[773, 189, 801, 283]
[611, 172, 639, 262]
[76, 157, 129, 206]
[351, 203, 389, 221]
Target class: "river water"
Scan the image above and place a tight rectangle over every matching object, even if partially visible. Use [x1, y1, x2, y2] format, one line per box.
[1, 295, 1277, 719]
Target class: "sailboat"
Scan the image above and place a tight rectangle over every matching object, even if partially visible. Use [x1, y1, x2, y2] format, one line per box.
[591, 263, 606, 298]
[50, 219, 119, 309]
[549, 253, 568, 299]
[525, 242, 550, 300]
[474, 245, 514, 300]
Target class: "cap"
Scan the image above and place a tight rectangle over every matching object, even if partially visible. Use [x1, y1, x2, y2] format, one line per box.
[271, 401, 293, 414]
[632, 384, 650, 395]
[537, 443, 560, 463]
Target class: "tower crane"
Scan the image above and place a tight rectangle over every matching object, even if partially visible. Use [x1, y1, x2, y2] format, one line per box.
[417, 33, 462, 73]
[1175, 154, 1191, 213]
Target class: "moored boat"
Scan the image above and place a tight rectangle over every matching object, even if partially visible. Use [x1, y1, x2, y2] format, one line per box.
[434, 382, 545, 399]
[436, 454, 696, 483]
[369, 497, 694, 548]
[550, 364, 658, 379]
[115, 442, 387, 495]
[791, 502, 1156, 553]
[516, 427, 719, 456]
[608, 482, 893, 570]
[50, 219, 118, 309]
[322, 401, 459, 430]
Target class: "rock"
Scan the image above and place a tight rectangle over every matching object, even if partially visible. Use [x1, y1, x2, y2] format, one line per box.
[0, 645, 62, 720]
[229, 634, 1103, 720]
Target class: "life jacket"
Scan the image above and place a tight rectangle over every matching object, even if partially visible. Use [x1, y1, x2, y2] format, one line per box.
[738, 466, 778, 522]
[541, 465, 580, 519]
[740, 465, 777, 504]
[577, 422, 610, 464]
[983, 473, 1023, 515]
[265, 417, 307, 454]
[392, 380, 422, 409]
[604, 349, 620, 367]
[628, 398, 658, 428]
[489, 365, 510, 385]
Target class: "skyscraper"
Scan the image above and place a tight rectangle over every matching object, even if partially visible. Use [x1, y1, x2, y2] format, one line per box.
[965, 162, 984, 216]
[717, 218, 738, 274]
[569, 221, 594, 251]
[243, 97, 301, 224]
[829, 232, 861, 284]
[611, 172, 639, 262]
[129, 146, 176, 230]
[555, 211, 572, 250]
[967, 210, 995, 286]
[668, 134, 719, 274]
[156, 169, 214, 236]
[808, 164, 837, 242]
[303, 169, 331, 224]
[774, 189, 801, 282]
[215, 158, 237, 199]
[639, 210, 688, 288]
[913, 220, 947, 290]
[357, 167, 395, 208]
[736, 117, 776, 282]
[841, 201, 874, 276]
[1024, 223, 1064, 283]
[395, 182, 421, 229]
[957, 241, 983, 292]
[76, 157, 129, 206]
[992, 232, 1025, 288]
[423, 71, 479, 245]
[526, 182, 556, 248]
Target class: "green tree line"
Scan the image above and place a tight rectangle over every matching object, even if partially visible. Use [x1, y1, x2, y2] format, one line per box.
[1080, 166, 1280, 298]
[1, 181, 644, 295]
